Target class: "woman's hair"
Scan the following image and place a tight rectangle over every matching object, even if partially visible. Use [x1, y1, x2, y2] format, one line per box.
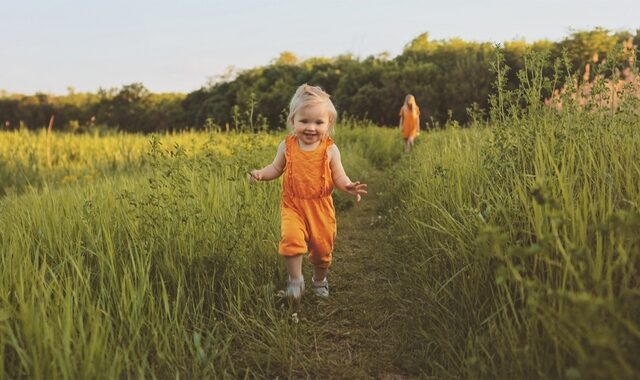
[403, 94, 419, 115]
[288, 84, 337, 131]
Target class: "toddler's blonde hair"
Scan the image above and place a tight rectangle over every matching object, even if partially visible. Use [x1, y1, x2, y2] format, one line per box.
[288, 84, 337, 132]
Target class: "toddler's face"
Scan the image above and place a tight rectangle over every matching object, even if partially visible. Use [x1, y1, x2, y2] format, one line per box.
[292, 104, 331, 146]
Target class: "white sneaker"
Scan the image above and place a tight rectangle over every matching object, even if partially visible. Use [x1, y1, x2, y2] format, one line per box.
[312, 278, 329, 298]
[286, 276, 305, 300]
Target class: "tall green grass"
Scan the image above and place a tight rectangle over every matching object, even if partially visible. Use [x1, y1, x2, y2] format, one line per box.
[3, 49, 638, 377]
[0, 127, 383, 378]
[382, 50, 640, 378]
[0, 132, 295, 377]
[0, 129, 241, 196]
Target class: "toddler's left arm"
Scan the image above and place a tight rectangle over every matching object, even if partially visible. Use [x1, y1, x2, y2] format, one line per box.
[329, 145, 368, 202]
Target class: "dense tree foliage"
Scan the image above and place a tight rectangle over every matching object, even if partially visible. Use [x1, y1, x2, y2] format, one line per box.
[0, 85, 185, 133]
[1, 28, 638, 132]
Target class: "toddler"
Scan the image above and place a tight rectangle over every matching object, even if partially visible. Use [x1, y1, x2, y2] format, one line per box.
[250, 84, 367, 300]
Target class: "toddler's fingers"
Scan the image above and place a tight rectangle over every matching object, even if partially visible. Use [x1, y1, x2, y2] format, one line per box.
[348, 181, 360, 188]
[351, 182, 366, 190]
[356, 194, 361, 202]
[248, 171, 259, 182]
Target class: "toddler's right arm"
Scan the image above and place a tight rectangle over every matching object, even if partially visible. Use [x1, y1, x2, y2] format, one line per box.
[249, 140, 286, 182]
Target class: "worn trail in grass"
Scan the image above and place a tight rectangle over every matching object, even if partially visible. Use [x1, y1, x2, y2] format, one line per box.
[291, 169, 409, 378]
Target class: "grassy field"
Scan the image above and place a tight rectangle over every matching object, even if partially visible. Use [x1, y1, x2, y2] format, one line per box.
[1, 66, 640, 377]
[0, 129, 255, 197]
[381, 71, 640, 377]
[0, 124, 400, 378]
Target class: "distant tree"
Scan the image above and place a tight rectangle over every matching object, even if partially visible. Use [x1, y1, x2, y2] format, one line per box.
[273, 51, 299, 65]
[555, 28, 618, 72]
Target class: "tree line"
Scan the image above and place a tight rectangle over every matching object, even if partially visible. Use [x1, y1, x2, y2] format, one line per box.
[1, 28, 638, 133]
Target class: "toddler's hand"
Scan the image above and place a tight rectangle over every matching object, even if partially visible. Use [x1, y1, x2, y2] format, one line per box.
[248, 169, 262, 182]
[345, 181, 368, 202]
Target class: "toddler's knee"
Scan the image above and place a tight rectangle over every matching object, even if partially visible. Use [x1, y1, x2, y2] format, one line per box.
[279, 229, 307, 255]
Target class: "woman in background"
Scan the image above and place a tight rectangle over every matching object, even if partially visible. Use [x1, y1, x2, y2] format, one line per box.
[399, 94, 420, 152]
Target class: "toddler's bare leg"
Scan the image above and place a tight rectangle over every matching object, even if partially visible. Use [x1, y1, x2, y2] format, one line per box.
[284, 255, 304, 279]
[313, 265, 328, 282]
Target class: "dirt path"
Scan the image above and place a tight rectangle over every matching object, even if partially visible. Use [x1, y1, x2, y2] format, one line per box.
[296, 169, 411, 379]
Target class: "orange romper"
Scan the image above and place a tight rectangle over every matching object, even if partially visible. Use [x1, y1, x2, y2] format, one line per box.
[278, 135, 336, 269]
[399, 106, 420, 139]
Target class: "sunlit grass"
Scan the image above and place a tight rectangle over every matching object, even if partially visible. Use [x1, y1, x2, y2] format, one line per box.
[0, 129, 246, 196]
[0, 126, 388, 378]
[382, 51, 640, 378]
[1, 55, 639, 377]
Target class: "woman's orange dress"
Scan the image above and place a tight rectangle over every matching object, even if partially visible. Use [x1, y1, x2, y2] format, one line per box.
[399, 106, 420, 139]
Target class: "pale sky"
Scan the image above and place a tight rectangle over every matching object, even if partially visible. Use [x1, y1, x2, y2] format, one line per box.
[1, 0, 638, 95]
